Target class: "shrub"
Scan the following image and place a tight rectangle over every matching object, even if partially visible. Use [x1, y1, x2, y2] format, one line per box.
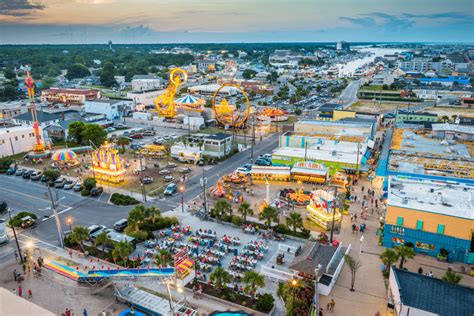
[274, 224, 289, 234]
[231, 215, 243, 226]
[83, 177, 96, 190]
[64, 234, 78, 248]
[222, 214, 233, 223]
[9, 212, 37, 227]
[256, 293, 275, 313]
[111, 193, 139, 206]
[81, 189, 90, 196]
[125, 229, 149, 241]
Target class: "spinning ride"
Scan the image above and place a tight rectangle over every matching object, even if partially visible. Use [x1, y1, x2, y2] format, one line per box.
[212, 83, 250, 128]
[154, 68, 188, 119]
[258, 107, 288, 122]
[222, 172, 247, 184]
[209, 180, 227, 198]
[285, 188, 311, 207]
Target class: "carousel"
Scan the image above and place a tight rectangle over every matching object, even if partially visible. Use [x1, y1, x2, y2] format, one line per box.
[175, 94, 205, 112]
[51, 149, 79, 169]
[307, 189, 342, 230]
[90, 142, 126, 183]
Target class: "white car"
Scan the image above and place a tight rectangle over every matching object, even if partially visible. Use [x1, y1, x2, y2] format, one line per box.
[236, 167, 251, 175]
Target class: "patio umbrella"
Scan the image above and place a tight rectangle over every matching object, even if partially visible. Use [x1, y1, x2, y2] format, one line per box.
[52, 150, 77, 162]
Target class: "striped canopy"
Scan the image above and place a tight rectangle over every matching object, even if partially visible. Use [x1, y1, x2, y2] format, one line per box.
[52, 150, 77, 161]
[175, 94, 204, 105]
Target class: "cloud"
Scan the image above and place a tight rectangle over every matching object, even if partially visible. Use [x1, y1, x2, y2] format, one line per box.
[74, 0, 118, 3]
[0, 0, 45, 16]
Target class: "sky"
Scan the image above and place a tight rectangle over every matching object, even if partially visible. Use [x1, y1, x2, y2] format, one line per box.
[0, 0, 473, 44]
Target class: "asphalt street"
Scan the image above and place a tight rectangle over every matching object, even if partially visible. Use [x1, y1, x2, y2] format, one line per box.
[0, 133, 280, 250]
[336, 78, 364, 108]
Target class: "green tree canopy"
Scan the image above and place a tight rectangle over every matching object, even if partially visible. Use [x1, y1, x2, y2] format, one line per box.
[82, 124, 107, 146]
[66, 63, 90, 80]
[68, 121, 86, 144]
[100, 61, 117, 87]
[242, 69, 257, 79]
[286, 212, 304, 233]
[1, 85, 19, 101]
[237, 201, 253, 222]
[4, 69, 16, 80]
[259, 205, 278, 227]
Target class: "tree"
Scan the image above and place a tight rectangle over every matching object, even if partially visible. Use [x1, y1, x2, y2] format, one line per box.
[71, 226, 90, 252]
[112, 241, 133, 260]
[128, 204, 148, 231]
[2, 85, 19, 101]
[41, 76, 56, 89]
[442, 270, 462, 284]
[116, 137, 130, 152]
[82, 124, 107, 146]
[155, 249, 173, 267]
[4, 69, 16, 80]
[242, 270, 265, 299]
[441, 115, 450, 123]
[396, 245, 415, 269]
[451, 114, 458, 123]
[100, 62, 117, 87]
[94, 231, 111, 254]
[294, 108, 302, 115]
[286, 212, 304, 233]
[242, 69, 257, 79]
[148, 207, 161, 224]
[0, 201, 8, 214]
[209, 267, 232, 291]
[68, 121, 86, 144]
[83, 177, 96, 190]
[237, 201, 253, 222]
[344, 254, 362, 291]
[66, 63, 90, 80]
[380, 248, 399, 276]
[259, 205, 278, 228]
[212, 199, 232, 219]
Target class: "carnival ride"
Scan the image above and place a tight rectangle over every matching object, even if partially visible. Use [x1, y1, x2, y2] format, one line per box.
[209, 180, 227, 198]
[212, 83, 250, 128]
[175, 94, 205, 112]
[24, 66, 50, 159]
[138, 144, 168, 158]
[222, 171, 248, 184]
[330, 172, 348, 188]
[307, 189, 342, 230]
[258, 107, 288, 122]
[281, 188, 312, 207]
[154, 68, 188, 119]
[91, 141, 126, 183]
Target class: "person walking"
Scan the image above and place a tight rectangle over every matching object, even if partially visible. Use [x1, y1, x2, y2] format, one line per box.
[329, 298, 336, 312]
[27, 288, 32, 299]
[83, 309, 88, 316]
[13, 269, 17, 281]
[18, 286, 22, 297]
[319, 307, 324, 316]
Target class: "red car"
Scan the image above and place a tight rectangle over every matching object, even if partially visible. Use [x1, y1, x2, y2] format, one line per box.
[130, 133, 143, 139]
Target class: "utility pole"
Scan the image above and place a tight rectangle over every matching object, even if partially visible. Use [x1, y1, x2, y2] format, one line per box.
[87, 140, 96, 182]
[8, 209, 24, 264]
[304, 141, 308, 162]
[251, 116, 255, 164]
[356, 142, 360, 178]
[47, 185, 64, 248]
[329, 186, 338, 244]
[139, 155, 147, 202]
[201, 168, 208, 216]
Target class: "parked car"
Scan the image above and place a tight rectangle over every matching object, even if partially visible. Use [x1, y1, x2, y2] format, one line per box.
[6, 166, 17, 175]
[88, 224, 106, 240]
[169, 134, 178, 139]
[54, 178, 67, 188]
[104, 127, 116, 133]
[236, 167, 251, 175]
[73, 183, 83, 192]
[130, 143, 144, 150]
[22, 170, 34, 179]
[158, 169, 170, 175]
[143, 130, 155, 136]
[178, 167, 191, 174]
[130, 133, 143, 139]
[154, 137, 164, 145]
[166, 162, 177, 168]
[20, 216, 36, 229]
[113, 219, 128, 232]
[114, 123, 128, 130]
[30, 171, 43, 181]
[164, 183, 177, 196]
[63, 180, 76, 190]
[259, 154, 272, 160]
[243, 163, 252, 170]
[15, 169, 26, 176]
[90, 187, 104, 196]
[142, 176, 153, 184]
[40, 174, 52, 182]
[163, 175, 174, 182]
[255, 158, 271, 166]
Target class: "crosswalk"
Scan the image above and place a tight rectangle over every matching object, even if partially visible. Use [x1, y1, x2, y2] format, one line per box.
[17, 234, 60, 252]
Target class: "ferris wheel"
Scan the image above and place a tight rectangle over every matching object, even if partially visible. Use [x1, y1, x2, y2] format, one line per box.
[154, 68, 188, 119]
[212, 83, 250, 128]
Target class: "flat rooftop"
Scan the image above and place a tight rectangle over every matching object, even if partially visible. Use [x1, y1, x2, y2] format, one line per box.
[296, 119, 373, 129]
[274, 141, 367, 165]
[387, 176, 474, 220]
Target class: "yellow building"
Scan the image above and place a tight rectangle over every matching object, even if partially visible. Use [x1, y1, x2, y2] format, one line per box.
[383, 177, 474, 264]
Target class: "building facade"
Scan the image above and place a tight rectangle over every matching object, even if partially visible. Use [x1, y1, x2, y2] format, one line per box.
[202, 133, 232, 158]
[84, 100, 131, 120]
[0, 125, 42, 157]
[41, 88, 100, 105]
[131, 75, 162, 91]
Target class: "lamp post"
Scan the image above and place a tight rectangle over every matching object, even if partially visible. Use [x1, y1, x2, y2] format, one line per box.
[359, 235, 364, 254]
[179, 184, 185, 213]
[67, 218, 73, 232]
[329, 186, 338, 244]
[291, 279, 298, 309]
[8, 208, 24, 264]
[165, 281, 175, 316]
[314, 264, 322, 314]
[47, 185, 64, 248]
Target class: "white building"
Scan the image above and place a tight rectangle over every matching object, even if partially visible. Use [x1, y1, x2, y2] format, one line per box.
[0, 125, 41, 157]
[203, 133, 232, 158]
[126, 89, 165, 106]
[84, 99, 131, 120]
[131, 75, 162, 91]
[188, 84, 238, 96]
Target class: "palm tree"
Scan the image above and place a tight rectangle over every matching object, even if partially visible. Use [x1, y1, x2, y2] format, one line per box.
[441, 115, 450, 123]
[210, 267, 232, 291]
[71, 226, 90, 253]
[116, 137, 130, 152]
[344, 254, 362, 291]
[242, 270, 265, 299]
[94, 231, 111, 254]
[112, 241, 133, 260]
[442, 270, 462, 284]
[155, 249, 173, 267]
[380, 248, 399, 276]
[396, 245, 416, 269]
[238, 201, 253, 222]
[128, 204, 147, 231]
[286, 212, 304, 233]
[147, 207, 161, 224]
[212, 199, 232, 219]
[259, 205, 278, 228]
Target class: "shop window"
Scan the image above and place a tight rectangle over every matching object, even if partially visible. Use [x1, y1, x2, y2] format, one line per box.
[437, 224, 445, 234]
[416, 220, 423, 230]
[396, 216, 404, 226]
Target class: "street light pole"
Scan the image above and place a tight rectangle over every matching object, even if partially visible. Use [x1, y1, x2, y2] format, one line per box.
[47, 185, 64, 248]
[329, 186, 338, 244]
[139, 155, 147, 202]
[179, 185, 185, 213]
[251, 116, 255, 164]
[8, 209, 24, 264]
[67, 218, 72, 232]
[166, 281, 175, 316]
[201, 168, 208, 216]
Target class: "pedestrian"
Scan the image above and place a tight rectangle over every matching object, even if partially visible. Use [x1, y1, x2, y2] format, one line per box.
[361, 186, 364, 193]
[354, 195, 357, 202]
[418, 267, 423, 274]
[12, 288, 17, 295]
[429, 271, 434, 277]
[329, 298, 336, 312]
[69, 249, 73, 258]
[22, 263, 26, 274]
[319, 307, 324, 316]
[18, 286, 22, 297]
[13, 269, 17, 281]
[14, 251, 19, 262]
[83, 309, 88, 316]
[28, 288, 32, 298]
[65, 308, 71, 316]
[352, 224, 356, 233]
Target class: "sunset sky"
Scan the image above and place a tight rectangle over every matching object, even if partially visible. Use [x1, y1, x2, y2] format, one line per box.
[0, 0, 473, 43]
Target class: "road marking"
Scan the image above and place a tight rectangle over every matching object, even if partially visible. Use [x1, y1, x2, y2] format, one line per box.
[0, 186, 51, 203]
[41, 207, 73, 222]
